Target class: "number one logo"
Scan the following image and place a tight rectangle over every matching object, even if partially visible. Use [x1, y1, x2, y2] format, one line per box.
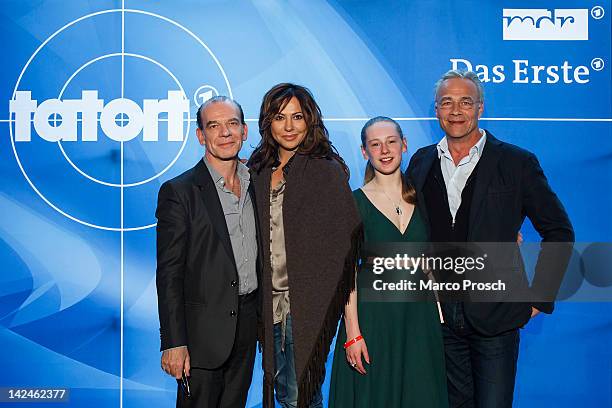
[591, 58, 604, 71]
[591, 6, 605, 20]
[193, 85, 219, 107]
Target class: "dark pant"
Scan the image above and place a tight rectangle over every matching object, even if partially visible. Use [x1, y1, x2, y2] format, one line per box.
[273, 314, 323, 408]
[441, 302, 520, 408]
[176, 291, 257, 408]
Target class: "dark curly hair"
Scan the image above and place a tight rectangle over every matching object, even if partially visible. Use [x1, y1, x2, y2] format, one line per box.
[247, 83, 348, 175]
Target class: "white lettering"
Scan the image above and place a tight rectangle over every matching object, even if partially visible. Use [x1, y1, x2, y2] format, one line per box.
[463, 280, 506, 291]
[10, 90, 189, 142]
[574, 65, 590, 84]
[9, 91, 37, 141]
[100, 98, 144, 142]
[420, 280, 461, 291]
[373, 257, 384, 274]
[81, 91, 104, 141]
[513, 60, 530, 83]
[546, 65, 560, 83]
[531, 65, 545, 84]
[33, 99, 79, 142]
[492, 65, 505, 83]
[450, 58, 473, 71]
[561, 61, 573, 83]
[475, 64, 490, 83]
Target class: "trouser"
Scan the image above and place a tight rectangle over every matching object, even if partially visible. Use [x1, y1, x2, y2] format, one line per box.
[176, 291, 257, 408]
[441, 302, 520, 408]
[273, 314, 323, 408]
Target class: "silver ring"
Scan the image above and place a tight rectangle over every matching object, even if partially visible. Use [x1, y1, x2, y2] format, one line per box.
[351, 362, 357, 368]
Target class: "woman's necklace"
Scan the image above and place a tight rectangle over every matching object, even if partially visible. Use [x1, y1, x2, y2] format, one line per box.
[375, 181, 403, 216]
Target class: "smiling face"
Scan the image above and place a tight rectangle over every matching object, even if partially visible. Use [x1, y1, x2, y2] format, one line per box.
[435, 77, 483, 141]
[270, 96, 308, 158]
[196, 100, 248, 162]
[361, 121, 407, 175]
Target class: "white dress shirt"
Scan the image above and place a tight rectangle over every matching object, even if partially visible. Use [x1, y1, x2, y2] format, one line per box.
[436, 129, 487, 224]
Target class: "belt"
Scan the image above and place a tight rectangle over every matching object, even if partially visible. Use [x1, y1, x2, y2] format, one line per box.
[239, 289, 258, 304]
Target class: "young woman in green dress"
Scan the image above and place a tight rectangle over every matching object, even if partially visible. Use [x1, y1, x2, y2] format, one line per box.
[329, 117, 448, 407]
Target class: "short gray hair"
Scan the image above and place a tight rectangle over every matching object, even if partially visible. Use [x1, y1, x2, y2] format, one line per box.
[434, 70, 484, 102]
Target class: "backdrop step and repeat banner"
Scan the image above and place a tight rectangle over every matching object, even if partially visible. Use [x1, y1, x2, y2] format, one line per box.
[1, 1, 611, 407]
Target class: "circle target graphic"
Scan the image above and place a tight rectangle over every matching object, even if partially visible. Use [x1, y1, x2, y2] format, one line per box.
[56, 52, 190, 188]
[9, 9, 233, 231]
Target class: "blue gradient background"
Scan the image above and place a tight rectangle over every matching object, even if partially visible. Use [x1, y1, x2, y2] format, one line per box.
[1, 1, 611, 407]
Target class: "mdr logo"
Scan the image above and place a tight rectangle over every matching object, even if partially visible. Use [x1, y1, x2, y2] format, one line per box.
[502, 8, 591, 40]
[447, 6, 608, 84]
[7, 8, 232, 231]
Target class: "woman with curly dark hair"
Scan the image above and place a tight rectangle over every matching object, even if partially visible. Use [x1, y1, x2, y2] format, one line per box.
[248, 83, 362, 408]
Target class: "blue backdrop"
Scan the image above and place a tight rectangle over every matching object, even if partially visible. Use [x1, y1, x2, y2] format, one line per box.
[1, 1, 611, 407]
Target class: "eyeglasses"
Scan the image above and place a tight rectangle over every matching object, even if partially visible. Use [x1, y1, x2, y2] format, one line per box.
[436, 99, 481, 111]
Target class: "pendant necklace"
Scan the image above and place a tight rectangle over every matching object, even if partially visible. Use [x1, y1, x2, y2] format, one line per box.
[376, 182, 403, 216]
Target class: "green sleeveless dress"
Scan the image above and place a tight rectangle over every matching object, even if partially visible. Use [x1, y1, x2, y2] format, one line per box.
[328, 189, 448, 408]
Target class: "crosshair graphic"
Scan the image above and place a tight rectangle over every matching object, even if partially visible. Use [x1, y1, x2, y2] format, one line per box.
[9, 7, 233, 231]
[55, 52, 192, 189]
[8, 5, 234, 408]
[115, 113, 129, 127]
[49, 113, 63, 127]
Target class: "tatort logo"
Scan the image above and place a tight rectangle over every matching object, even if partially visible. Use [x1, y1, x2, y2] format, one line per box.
[502, 8, 589, 40]
[10, 90, 189, 142]
[7, 7, 232, 231]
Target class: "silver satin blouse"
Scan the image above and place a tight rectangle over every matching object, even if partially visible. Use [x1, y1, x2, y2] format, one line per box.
[270, 177, 290, 348]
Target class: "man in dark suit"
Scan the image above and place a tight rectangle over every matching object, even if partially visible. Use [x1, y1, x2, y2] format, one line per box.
[407, 70, 574, 407]
[156, 96, 260, 407]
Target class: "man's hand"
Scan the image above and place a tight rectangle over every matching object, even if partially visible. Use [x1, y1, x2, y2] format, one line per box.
[531, 307, 541, 318]
[161, 346, 190, 379]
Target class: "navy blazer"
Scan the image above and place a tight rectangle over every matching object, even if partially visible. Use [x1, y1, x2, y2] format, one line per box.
[407, 131, 574, 335]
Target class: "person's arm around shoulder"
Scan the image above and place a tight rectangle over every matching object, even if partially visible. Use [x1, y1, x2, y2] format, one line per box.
[520, 150, 574, 315]
[156, 181, 191, 379]
[406, 146, 428, 180]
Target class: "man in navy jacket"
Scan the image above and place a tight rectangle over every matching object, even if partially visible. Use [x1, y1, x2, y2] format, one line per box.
[407, 70, 574, 408]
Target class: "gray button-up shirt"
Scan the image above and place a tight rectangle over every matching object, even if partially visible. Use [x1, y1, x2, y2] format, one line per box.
[204, 157, 258, 295]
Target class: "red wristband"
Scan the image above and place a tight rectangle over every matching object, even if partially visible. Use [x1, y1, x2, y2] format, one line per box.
[343, 335, 363, 349]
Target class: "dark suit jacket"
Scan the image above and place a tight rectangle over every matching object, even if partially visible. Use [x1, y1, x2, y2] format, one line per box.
[155, 159, 262, 369]
[407, 131, 575, 335]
